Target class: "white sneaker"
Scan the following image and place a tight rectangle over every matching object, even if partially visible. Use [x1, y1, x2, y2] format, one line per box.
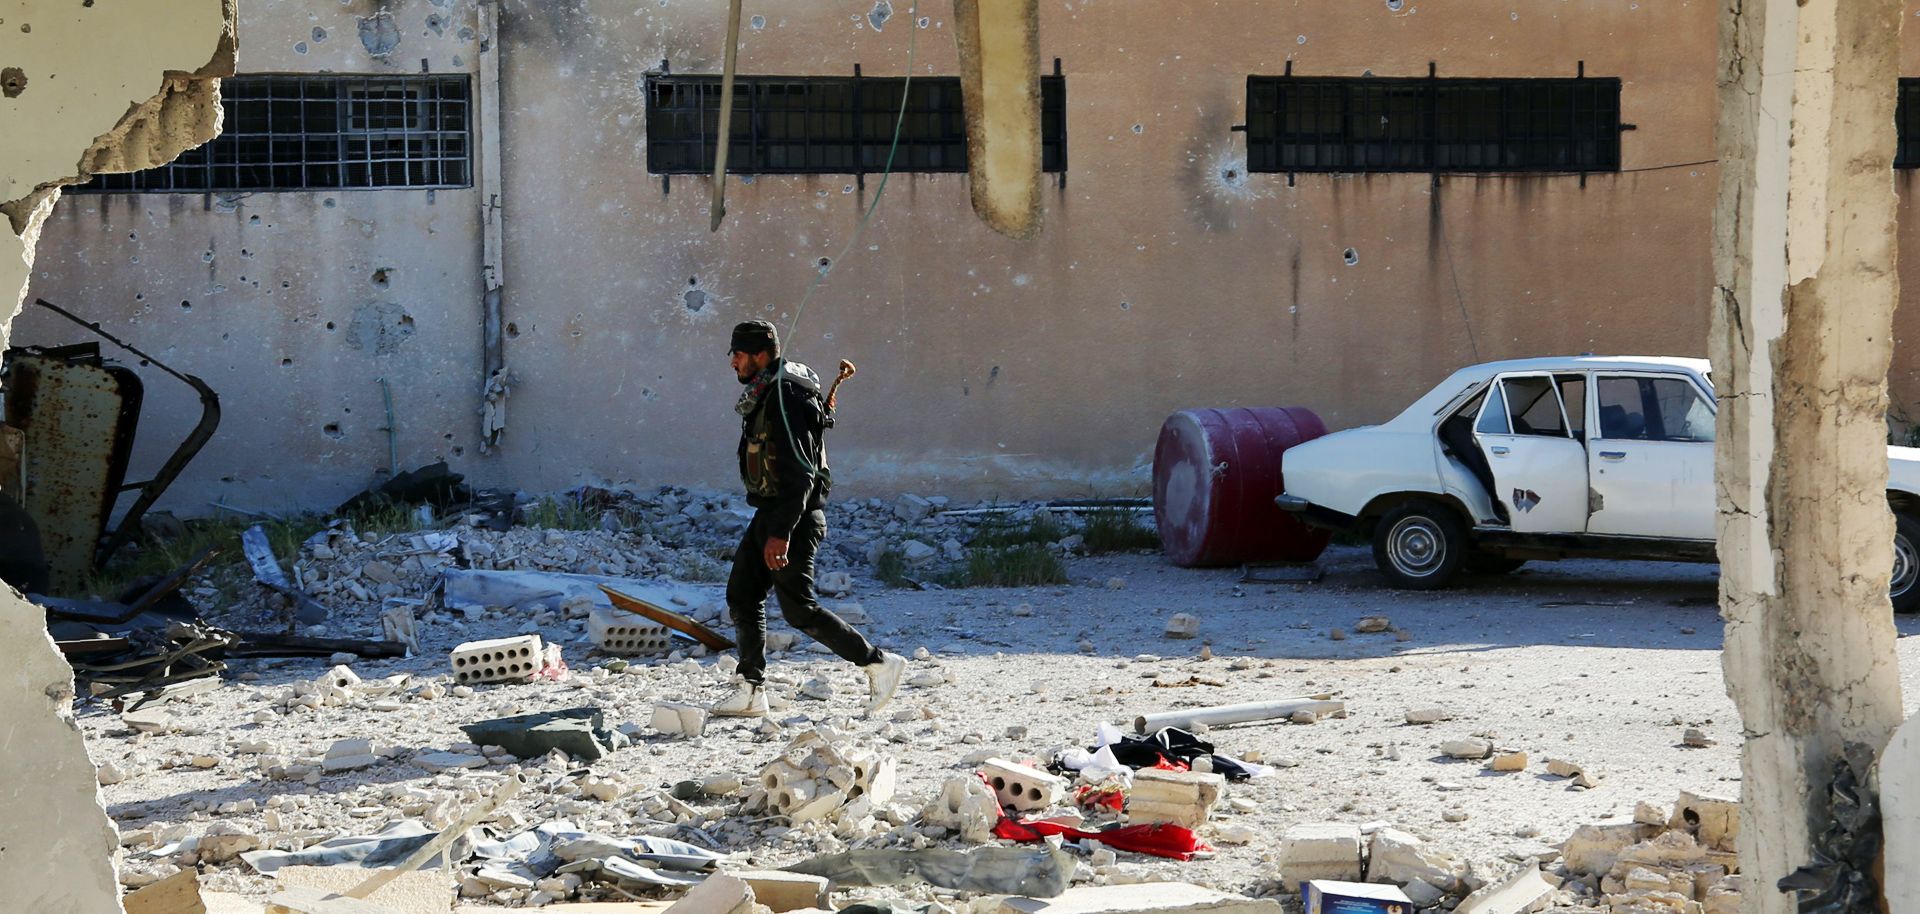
[863, 651, 907, 715]
[711, 679, 768, 717]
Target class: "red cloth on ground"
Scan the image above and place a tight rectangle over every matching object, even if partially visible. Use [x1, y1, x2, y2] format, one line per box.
[992, 816, 1212, 861]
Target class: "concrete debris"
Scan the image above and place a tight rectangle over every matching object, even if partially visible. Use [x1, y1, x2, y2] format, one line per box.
[1366, 827, 1467, 894]
[123, 706, 176, 734]
[923, 774, 1003, 843]
[981, 758, 1067, 812]
[732, 870, 829, 913]
[1276, 822, 1363, 891]
[1442, 738, 1494, 760]
[1681, 728, 1715, 748]
[1488, 750, 1529, 772]
[1352, 616, 1391, 634]
[1454, 862, 1554, 914]
[817, 571, 855, 595]
[1546, 758, 1601, 789]
[323, 739, 380, 772]
[1666, 791, 1739, 852]
[1405, 707, 1453, 725]
[664, 873, 757, 914]
[1128, 767, 1226, 830]
[1561, 821, 1650, 877]
[652, 702, 710, 739]
[787, 843, 1073, 896]
[591, 606, 675, 656]
[461, 706, 622, 761]
[754, 726, 896, 828]
[1164, 613, 1200, 639]
[1001, 882, 1283, 914]
[449, 635, 543, 685]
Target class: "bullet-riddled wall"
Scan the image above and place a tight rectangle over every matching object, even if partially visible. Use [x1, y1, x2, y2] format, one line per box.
[16, 0, 1920, 512]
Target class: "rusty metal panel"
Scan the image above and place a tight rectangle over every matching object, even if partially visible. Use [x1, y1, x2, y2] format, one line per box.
[2, 346, 142, 594]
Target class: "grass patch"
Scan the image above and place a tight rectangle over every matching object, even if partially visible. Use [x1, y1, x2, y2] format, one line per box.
[520, 496, 601, 531]
[941, 543, 1069, 588]
[968, 512, 1067, 550]
[83, 512, 326, 601]
[873, 546, 912, 588]
[1081, 508, 1160, 554]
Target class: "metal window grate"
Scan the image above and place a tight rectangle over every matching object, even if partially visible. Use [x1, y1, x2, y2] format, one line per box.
[1246, 76, 1623, 174]
[645, 74, 1067, 175]
[1898, 79, 1920, 168]
[74, 75, 472, 193]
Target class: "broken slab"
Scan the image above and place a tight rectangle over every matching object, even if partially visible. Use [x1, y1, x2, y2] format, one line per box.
[729, 871, 828, 913]
[273, 865, 452, 914]
[1000, 882, 1282, 914]
[1366, 827, 1466, 894]
[1128, 767, 1227, 830]
[1442, 739, 1494, 760]
[651, 702, 709, 739]
[1545, 758, 1601, 789]
[1277, 823, 1363, 891]
[124, 868, 206, 914]
[265, 887, 404, 914]
[662, 874, 756, 914]
[323, 739, 380, 772]
[1454, 863, 1554, 914]
[1666, 791, 1739, 853]
[461, 706, 619, 761]
[982, 757, 1067, 811]
[1562, 821, 1650, 877]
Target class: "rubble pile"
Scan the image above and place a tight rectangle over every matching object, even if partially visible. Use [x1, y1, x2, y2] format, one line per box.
[1558, 792, 1741, 914]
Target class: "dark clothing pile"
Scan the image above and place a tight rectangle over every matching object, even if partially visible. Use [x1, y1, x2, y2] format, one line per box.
[1081, 727, 1259, 782]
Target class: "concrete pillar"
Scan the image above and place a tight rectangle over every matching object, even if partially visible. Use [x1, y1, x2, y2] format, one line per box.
[952, 0, 1043, 239]
[1710, 2, 1906, 914]
[0, 3, 234, 912]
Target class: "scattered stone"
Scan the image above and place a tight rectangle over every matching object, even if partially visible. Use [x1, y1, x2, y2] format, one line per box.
[733, 870, 830, 913]
[1353, 616, 1391, 634]
[902, 541, 938, 565]
[1367, 827, 1466, 893]
[1405, 707, 1453, 725]
[1668, 790, 1740, 852]
[1546, 758, 1601, 789]
[323, 739, 379, 772]
[1277, 822, 1364, 891]
[416, 751, 487, 772]
[1329, 629, 1347, 641]
[1454, 862, 1554, 914]
[800, 678, 835, 701]
[1000, 883, 1282, 914]
[1165, 613, 1201, 639]
[122, 707, 175, 734]
[1442, 739, 1494, 760]
[1489, 750, 1529, 772]
[652, 702, 710, 739]
[1682, 728, 1716, 748]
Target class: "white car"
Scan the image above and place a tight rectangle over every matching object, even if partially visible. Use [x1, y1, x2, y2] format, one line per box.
[1274, 356, 1920, 612]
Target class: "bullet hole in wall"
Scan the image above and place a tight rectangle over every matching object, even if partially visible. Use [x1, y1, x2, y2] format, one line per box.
[134, 293, 144, 302]
[684, 289, 707, 312]
[817, 257, 833, 275]
[1, 66, 25, 98]
[1120, 301, 1131, 311]
[323, 423, 344, 439]
[180, 300, 192, 311]
[506, 322, 520, 338]
[325, 321, 336, 331]
[249, 214, 262, 224]
[451, 446, 465, 457]
[1343, 247, 1359, 266]
[281, 358, 293, 367]
[372, 268, 391, 288]
[750, 14, 766, 28]
[1387, 0, 1403, 9]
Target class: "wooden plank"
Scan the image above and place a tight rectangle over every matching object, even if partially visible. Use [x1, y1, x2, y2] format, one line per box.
[124, 869, 206, 914]
[599, 585, 735, 650]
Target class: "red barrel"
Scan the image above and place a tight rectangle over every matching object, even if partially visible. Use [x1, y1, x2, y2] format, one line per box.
[1152, 407, 1332, 567]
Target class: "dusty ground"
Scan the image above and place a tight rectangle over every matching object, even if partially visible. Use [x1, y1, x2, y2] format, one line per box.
[79, 543, 1920, 907]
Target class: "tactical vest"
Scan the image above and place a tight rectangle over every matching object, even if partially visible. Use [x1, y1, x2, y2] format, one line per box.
[743, 360, 826, 499]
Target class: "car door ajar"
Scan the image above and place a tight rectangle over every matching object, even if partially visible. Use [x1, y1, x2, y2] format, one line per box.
[1585, 373, 1716, 540]
[1471, 375, 1589, 534]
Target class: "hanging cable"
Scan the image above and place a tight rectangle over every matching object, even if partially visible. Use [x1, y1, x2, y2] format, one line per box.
[770, 0, 920, 479]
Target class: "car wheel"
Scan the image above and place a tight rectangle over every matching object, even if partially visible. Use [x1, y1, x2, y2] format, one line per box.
[1893, 511, 1920, 614]
[1372, 500, 1468, 590]
[1467, 554, 1527, 576]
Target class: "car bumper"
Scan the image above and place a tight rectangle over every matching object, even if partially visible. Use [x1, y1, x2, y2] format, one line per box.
[1274, 494, 1360, 532]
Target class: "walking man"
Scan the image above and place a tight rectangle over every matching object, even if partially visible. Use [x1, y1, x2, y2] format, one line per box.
[712, 320, 906, 717]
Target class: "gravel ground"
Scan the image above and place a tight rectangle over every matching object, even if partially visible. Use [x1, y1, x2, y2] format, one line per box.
[79, 541, 1920, 908]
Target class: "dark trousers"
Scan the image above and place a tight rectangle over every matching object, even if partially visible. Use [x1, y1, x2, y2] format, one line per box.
[727, 508, 879, 684]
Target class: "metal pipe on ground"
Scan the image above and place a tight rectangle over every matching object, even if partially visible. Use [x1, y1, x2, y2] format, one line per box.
[1133, 696, 1342, 733]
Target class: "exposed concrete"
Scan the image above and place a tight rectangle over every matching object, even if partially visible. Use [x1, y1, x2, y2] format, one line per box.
[1709, 1, 1907, 912]
[953, 0, 1044, 239]
[0, 3, 235, 912]
[1885, 714, 1920, 914]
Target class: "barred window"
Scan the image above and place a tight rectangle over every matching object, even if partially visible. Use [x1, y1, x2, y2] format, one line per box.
[76, 75, 472, 193]
[1246, 76, 1623, 174]
[645, 74, 1067, 175]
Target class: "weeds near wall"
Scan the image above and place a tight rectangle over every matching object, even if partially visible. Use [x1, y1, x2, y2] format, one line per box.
[521, 496, 602, 531]
[84, 513, 325, 602]
[943, 542, 1069, 587]
[1081, 508, 1160, 554]
[873, 546, 911, 587]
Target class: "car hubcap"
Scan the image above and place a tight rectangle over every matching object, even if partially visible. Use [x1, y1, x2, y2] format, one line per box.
[1894, 532, 1918, 600]
[1388, 516, 1445, 578]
